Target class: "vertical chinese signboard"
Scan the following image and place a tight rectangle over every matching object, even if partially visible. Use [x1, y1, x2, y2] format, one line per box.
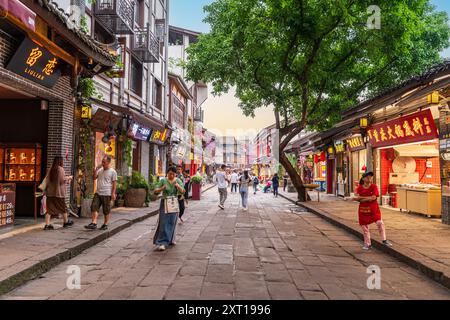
[0, 183, 15, 228]
[346, 135, 366, 152]
[367, 109, 438, 148]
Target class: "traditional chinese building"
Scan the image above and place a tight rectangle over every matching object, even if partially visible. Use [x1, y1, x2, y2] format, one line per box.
[289, 60, 450, 225]
[0, 0, 116, 223]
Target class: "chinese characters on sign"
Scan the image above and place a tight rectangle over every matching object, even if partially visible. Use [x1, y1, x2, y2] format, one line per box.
[367, 110, 438, 148]
[346, 135, 366, 152]
[6, 37, 61, 88]
[334, 140, 345, 153]
[130, 123, 152, 141]
[0, 184, 15, 228]
[151, 129, 169, 143]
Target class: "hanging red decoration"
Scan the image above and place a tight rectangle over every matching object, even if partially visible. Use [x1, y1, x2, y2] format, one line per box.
[320, 151, 326, 162]
[314, 154, 319, 163]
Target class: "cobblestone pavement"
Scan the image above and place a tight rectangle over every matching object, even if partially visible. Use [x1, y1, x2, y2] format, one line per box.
[2, 189, 450, 300]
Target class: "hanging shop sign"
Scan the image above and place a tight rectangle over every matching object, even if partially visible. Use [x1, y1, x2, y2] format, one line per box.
[367, 109, 438, 148]
[0, 183, 15, 228]
[440, 115, 450, 140]
[150, 128, 170, 144]
[6, 37, 61, 88]
[129, 122, 152, 141]
[346, 135, 366, 152]
[334, 140, 346, 153]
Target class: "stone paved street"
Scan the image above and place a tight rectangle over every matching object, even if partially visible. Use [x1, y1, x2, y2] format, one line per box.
[2, 188, 450, 300]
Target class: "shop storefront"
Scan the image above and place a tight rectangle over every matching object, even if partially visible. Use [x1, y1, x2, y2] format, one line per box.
[346, 135, 367, 195]
[440, 109, 450, 224]
[313, 152, 327, 192]
[368, 109, 441, 217]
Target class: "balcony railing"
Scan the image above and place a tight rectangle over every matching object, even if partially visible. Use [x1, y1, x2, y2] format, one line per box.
[193, 107, 204, 122]
[133, 24, 159, 63]
[94, 0, 135, 35]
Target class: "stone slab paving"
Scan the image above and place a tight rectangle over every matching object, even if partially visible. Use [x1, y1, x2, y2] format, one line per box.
[2, 188, 450, 300]
[279, 190, 450, 289]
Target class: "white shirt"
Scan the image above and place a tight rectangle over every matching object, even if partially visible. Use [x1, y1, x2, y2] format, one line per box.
[214, 171, 228, 189]
[230, 173, 238, 183]
[96, 168, 117, 196]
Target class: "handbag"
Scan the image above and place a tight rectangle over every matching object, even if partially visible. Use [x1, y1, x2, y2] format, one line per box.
[40, 195, 47, 216]
[164, 196, 179, 214]
[38, 173, 49, 191]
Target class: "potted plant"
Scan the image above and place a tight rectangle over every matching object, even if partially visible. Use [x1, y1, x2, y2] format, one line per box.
[115, 176, 129, 207]
[147, 174, 159, 202]
[191, 175, 202, 200]
[124, 171, 149, 207]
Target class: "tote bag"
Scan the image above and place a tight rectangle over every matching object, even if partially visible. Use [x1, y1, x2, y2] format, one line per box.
[164, 196, 179, 214]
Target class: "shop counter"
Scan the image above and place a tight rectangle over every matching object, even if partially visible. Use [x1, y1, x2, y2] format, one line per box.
[397, 187, 442, 217]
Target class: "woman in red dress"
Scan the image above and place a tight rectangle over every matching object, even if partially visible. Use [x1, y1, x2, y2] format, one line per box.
[351, 172, 393, 250]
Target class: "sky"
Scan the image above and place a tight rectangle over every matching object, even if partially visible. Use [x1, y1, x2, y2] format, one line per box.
[169, 0, 450, 136]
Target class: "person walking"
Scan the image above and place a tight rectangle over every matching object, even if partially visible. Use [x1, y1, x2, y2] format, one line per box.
[43, 156, 74, 230]
[283, 172, 289, 192]
[349, 172, 393, 250]
[272, 173, 280, 197]
[230, 169, 238, 193]
[85, 156, 117, 231]
[183, 170, 191, 203]
[176, 165, 186, 224]
[214, 164, 229, 210]
[153, 166, 185, 251]
[252, 175, 259, 195]
[238, 170, 252, 211]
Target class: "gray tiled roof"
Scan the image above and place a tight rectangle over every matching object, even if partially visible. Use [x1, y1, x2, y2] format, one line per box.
[37, 0, 116, 62]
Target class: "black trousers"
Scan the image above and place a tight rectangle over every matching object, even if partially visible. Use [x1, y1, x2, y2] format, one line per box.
[178, 199, 186, 219]
[231, 183, 238, 192]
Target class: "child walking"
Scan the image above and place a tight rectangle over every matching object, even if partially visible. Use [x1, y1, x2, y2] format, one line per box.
[349, 172, 393, 250]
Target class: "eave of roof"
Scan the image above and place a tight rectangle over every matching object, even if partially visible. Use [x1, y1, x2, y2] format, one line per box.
[30, 0, 116, 64]
[169, 71, 194, 99]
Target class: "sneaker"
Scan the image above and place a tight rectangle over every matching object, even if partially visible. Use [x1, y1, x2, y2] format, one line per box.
[219, 204, 224, 210]
[84, 223, 97, 230]
[63, 220, 74, 228]
[100, 224, 108, 231]
[170, 242, 177, 246]
[43, 224, 54, 230]
[156, 245, 166, 251]
[382, 240, 393, 247]
[243, 207, 248, 211]
[362, 244, 372, 250]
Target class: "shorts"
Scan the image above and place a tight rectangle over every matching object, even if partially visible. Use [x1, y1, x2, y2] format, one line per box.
[91, 194, 112, 215]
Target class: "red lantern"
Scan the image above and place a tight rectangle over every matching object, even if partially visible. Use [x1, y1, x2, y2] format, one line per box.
[314, 154, 319, 163]
[320, 151, 326, 162]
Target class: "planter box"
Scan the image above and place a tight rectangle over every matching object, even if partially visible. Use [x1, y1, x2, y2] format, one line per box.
[125, 188, 147, 207]
[80, 199, 93, 218]
[191, 183, 201, 200]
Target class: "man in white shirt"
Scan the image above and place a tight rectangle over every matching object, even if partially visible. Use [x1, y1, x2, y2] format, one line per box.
[85, 156, 117, 231]
[214, 164, 229, 210]
[230, 170, 238, 193]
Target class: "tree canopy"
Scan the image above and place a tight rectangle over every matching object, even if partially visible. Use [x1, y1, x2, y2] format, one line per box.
[185, 0, 450, 145]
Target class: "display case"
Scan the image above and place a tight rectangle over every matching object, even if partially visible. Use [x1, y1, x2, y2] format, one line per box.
[0, 144, 42, 182]
[0, 144, 42, 220]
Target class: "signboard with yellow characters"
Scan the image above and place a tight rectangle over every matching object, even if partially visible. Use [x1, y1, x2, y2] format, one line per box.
[95, 132, 116, 169]
[6, 37, 61, 88]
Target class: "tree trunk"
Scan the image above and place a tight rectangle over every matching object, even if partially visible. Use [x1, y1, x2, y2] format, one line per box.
[279, 150, 310, 202]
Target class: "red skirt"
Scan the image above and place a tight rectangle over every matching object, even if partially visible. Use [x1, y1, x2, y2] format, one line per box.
[358, 201, 382, 226]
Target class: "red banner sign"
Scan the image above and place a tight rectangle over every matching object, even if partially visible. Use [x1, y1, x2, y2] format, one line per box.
[367, 109, 438, 148]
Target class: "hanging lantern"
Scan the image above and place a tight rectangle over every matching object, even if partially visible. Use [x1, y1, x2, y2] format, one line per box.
[360, 117, 368, 129]
[320, 151, 326, 162]
[314, 154, 319, 163]
[81, 105, 92, 119]
[427, 91, 440, 104]
[327, 146, 334, 155]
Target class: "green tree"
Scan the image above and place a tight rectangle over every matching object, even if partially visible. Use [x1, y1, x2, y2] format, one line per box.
[185, 0, 450, 201]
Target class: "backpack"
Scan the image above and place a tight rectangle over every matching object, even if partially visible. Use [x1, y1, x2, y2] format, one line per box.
[253, 176, 259, 184]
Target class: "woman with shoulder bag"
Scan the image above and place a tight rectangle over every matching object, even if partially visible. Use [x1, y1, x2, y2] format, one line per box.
[43, 156, 74, 230]
[153, 166, 185, 251]
[238, 170, 252, 211]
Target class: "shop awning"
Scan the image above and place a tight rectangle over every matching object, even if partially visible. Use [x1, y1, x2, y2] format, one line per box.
[90, 98, 166, 132]
[394, 145, 439, 158]
[0, 0, 36, 31]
